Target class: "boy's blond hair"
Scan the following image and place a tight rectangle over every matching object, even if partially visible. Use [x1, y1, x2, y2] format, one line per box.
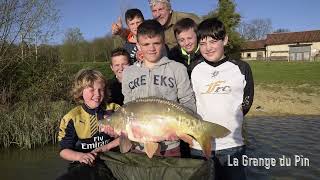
[71, 69, 108, 103]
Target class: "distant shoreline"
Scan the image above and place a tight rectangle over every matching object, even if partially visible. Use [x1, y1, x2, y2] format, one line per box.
[247, 85, 320, 117]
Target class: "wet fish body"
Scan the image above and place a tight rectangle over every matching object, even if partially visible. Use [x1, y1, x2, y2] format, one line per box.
[103, 97, 230, 158]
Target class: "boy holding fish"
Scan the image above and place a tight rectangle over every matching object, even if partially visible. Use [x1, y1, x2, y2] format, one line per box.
[119, 19, 196, 157]
[57, 69, 119, 179]
[190, 18, 254, 180]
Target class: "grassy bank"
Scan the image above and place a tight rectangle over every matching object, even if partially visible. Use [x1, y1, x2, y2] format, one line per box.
[0, 101, 72, 148]
[248, 60, 320, 87]
[0, 61, 113, 149]
[247, 60, 320, 116]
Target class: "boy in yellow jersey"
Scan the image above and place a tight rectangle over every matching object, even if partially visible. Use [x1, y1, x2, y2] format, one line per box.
[57, 69, 119, 180]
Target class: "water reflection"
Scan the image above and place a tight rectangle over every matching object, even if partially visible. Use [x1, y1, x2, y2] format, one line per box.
[0, 145, 67, 180]
[0, 116, 319, 180]
[244, 116, 320, 180]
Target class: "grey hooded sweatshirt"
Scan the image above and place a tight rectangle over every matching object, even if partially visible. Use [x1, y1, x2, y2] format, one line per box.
[122, 56, 196, 152]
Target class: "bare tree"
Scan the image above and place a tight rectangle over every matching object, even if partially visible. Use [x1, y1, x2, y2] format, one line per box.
[0, 0, 59, 73]
[60, 27, 86, 62]
[238, 18, 272, 40]
[63, 28, 84, 44]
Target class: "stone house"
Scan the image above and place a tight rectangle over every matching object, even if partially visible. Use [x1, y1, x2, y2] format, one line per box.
[241, 30, 320, 61]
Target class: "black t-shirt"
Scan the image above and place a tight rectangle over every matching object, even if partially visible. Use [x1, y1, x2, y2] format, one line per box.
[107, 76, 124, 106]
[168, 46, 202, 77]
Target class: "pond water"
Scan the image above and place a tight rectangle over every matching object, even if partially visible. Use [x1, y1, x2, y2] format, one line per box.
[0, 116, 319, 180]
[244, 116, 320, 180]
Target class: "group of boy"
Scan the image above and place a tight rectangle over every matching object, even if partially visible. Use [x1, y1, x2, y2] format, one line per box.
[57, 0, 254, 179]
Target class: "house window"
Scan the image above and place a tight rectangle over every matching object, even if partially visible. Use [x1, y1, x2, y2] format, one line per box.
[247, 53, 251, 58]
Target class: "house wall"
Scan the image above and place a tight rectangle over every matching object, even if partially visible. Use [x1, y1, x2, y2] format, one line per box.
[311, 42, 320, 60]
[266, 42, 320, 60]
[241, 42, 320, 61]
[266, 44, 289, 60]
[241, 50, 265, 60]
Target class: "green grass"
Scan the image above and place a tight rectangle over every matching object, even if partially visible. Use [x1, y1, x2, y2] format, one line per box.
[63, 60, 320, 86]
[63, 60, 320, 84]
[248, 61, 320, 85]
[63, 60, 320, 94]
[248, 60, 320, 94]
[0, 101, 72, 149]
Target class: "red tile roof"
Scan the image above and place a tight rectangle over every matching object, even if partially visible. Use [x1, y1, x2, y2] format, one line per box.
[265, 30, 320, 45]
[241, 40, 266, 50]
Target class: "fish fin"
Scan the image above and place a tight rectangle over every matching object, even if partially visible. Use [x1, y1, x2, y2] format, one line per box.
[195, 121, 230, 159]
[119, 134, 132, 153]
[177, 133, 194, 146]
[144, 142, 159, 158]
[195, 135, 212, 159]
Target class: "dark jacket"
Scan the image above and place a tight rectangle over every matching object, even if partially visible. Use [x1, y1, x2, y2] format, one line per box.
[123, 41, 138, 64]
[168, 46, 202, 77]
[107, 76, 124, 106]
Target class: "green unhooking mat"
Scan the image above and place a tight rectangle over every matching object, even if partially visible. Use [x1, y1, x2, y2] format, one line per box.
[100, 151, 213, 180]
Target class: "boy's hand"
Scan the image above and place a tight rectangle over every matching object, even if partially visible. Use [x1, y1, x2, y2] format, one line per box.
[166, 132, 179, 141]
[78, 152, 97, 166]
[92, 144, 109, 153]
[100, 124, 118, 137]
[136, 50, 144, 62]
[111, 16, 122, 35]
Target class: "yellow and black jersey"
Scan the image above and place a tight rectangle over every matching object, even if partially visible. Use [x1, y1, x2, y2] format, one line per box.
[58, 103, 120, 153]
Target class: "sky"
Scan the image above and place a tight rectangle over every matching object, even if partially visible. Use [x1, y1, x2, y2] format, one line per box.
[53, 0, 320, 44]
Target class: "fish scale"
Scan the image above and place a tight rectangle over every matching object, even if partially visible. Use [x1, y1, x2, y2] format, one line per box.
[102, 97, 230, 159]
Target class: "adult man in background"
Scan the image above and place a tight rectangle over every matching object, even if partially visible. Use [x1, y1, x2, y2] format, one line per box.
[111, 0, 200, 49]
[149, 0, 200, 49]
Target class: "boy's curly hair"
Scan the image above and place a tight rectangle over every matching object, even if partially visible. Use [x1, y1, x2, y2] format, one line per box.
[71, 68, 109, 104]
